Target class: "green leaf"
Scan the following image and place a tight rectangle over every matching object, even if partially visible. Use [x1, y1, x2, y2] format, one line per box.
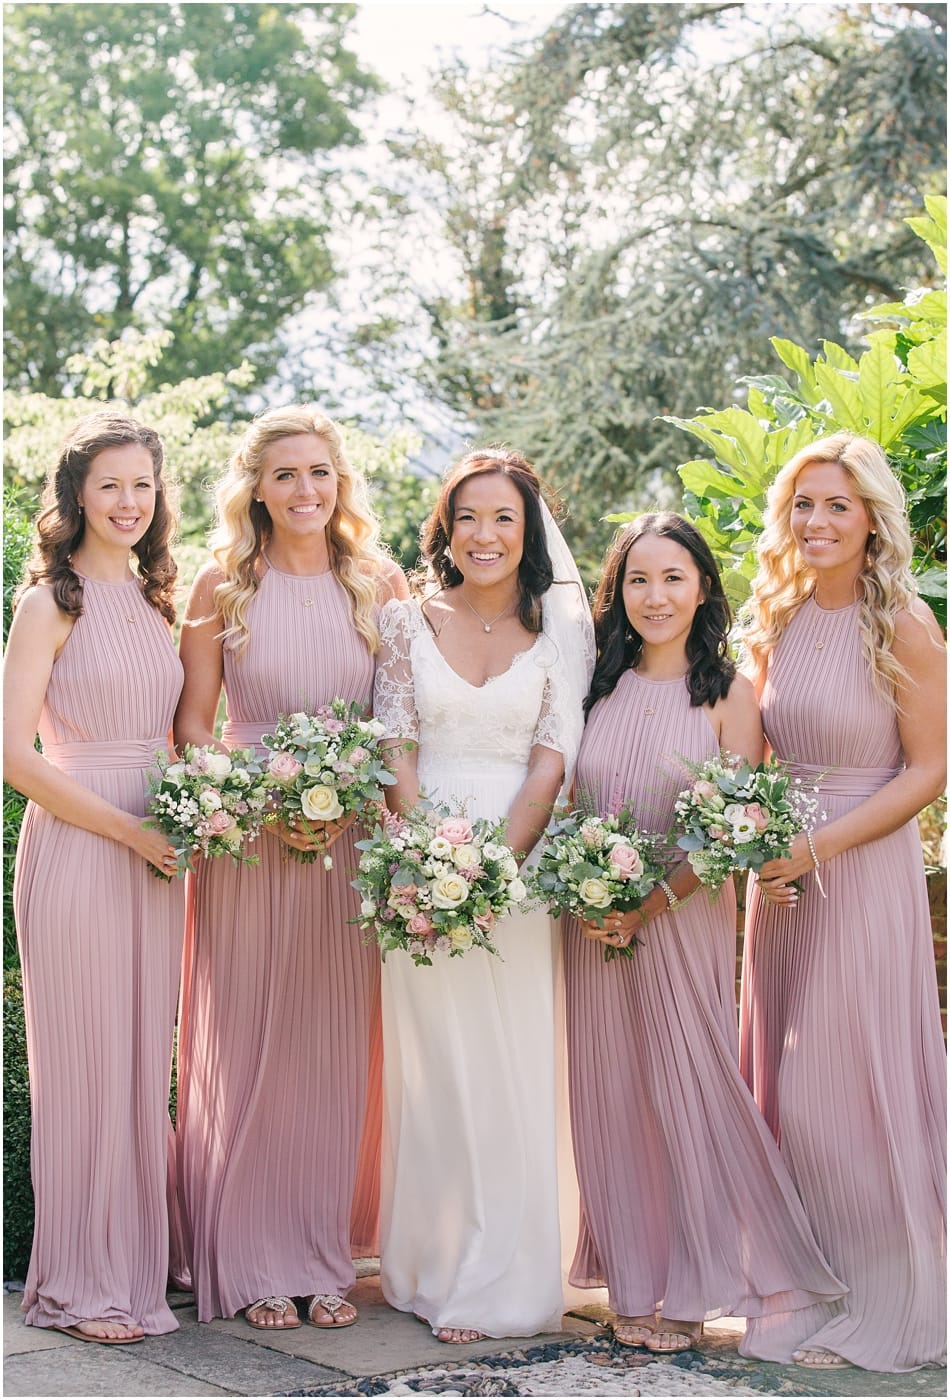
[677, 459, 741, 500]
[771, 338, 817, 389]
[813, 362, 864, 430]
[907, 332, 947, 393]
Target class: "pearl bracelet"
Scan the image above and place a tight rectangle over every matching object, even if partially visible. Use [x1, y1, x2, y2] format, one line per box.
[657, 878, 680, 911]
[805, 829, 827, 899]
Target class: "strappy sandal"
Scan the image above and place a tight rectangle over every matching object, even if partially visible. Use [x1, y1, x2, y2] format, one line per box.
[245, 1296, 301, 1330]
[644, 1321, 703, 1353]
[307, 1293, 357, 1328]
[610, 1314, 657, 1348]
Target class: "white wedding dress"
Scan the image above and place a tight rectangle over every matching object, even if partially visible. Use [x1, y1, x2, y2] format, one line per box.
[373, 598, 578, 1337]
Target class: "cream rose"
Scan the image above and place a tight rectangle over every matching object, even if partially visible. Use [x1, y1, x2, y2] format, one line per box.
[301, 784, 344, 822]
[507, 876, 528, 904]
[578, 876, 612, 909]
[452, 843, 480, 869]
[448, 926, 474, 951]
[204, 751, 233, 781]
[430, 872, 470, 909]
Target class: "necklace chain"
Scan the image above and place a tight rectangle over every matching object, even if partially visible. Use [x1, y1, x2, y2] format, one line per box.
[459, 591, 514, 633]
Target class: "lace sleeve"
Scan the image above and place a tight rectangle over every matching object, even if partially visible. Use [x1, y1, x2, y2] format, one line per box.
[373, 598, 422, 741]
[531, 653, 587, 767]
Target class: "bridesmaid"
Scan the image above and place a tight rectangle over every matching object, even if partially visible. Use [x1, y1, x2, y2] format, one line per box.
[564, 513, 845, 1353]
[4, 412, 184, 1342]
[739, 433, 946, 1372]
[173, 405, 407, 1328]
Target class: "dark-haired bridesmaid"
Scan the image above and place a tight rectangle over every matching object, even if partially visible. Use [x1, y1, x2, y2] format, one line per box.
[4, 412, 184, 1342]
[563, 512, 845, 1354]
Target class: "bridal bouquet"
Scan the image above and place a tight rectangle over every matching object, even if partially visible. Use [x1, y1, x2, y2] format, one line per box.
[672, 752, 820, 891]
[145, 744, 270, 878]
[261, 701, 395, 867]
[352, 801, 528, 965]
[530, 807, 662, 960]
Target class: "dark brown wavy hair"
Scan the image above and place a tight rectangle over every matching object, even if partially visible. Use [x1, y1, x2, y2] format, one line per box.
[586, 512, 736, 717]
[17, 411, 178, 622]
[420, 447, 554, 633]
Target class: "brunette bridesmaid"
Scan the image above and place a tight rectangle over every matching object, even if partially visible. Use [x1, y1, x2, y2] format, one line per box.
[173, 406, 407, 1328]
[564, 513, 845, 1354]
[4, 412, 184, 1342]
[739, 434, 946, 1372]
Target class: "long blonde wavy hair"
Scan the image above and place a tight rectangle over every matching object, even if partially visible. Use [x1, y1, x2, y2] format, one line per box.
[743, 432, 917, 704]
[210, 406, 389, 654]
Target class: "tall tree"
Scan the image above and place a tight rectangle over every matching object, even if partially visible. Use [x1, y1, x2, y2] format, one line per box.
[4, 3, 379, 392]
[364, 3, 946, 562]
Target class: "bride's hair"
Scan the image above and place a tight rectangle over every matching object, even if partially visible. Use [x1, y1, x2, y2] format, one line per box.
[420, 447, 554, 633]
[742, 432, 916, 702]
[586, 512, 736, 717]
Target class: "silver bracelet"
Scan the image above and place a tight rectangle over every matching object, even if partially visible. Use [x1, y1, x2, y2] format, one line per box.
[805, 829, 827, 899]
[657, 878, 680, 911]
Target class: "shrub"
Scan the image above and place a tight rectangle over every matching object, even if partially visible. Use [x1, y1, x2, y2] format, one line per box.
[3, 967, 33, 1280]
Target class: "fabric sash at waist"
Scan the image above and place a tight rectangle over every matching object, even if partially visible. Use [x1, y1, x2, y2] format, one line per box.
[41, 738, 170, 771]
[222, 721, 268, 751]
[786, 760, 900, 797]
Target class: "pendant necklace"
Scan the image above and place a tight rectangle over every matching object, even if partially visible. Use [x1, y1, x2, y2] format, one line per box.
[459, 592, 514, 633]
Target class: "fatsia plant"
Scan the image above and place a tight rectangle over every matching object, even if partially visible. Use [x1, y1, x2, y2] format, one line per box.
[654, 195, 946, 625]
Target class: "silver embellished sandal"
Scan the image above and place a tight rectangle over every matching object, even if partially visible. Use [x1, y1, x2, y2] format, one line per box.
[307, 1293, 357, 1328]
[245, 1296, 301, 1330]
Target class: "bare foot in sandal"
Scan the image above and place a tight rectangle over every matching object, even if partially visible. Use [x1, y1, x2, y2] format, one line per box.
[57, 1319, 144, 1344]
[793, 1346, 850, 1368]
[245, 1296, 301, 1330]
[434, 1326, 485, 1343]
[307, 1293, 357, 1328]
[644, 1319, 703, 1353]
[612, 1313, 656, 1347]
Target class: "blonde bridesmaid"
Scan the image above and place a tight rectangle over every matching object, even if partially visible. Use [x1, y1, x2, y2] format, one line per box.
[173, 406, 407, 1328]
[740, 434, 946, 1372]
[4, 412, 184, 1342]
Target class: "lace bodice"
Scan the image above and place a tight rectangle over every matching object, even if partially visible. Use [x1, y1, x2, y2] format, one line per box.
[374, 598, 568, 768]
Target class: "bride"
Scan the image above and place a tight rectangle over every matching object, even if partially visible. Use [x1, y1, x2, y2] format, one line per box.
[374, 448, 593, 1343]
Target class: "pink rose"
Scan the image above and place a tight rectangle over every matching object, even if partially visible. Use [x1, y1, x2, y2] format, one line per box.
[694, 780, 718, 799]
[437, 817, 474, 846]
[708, 825, 727, 840]
[208, 809, 236, 834]
[473, 910, 496, 933]
[323, 718, 345, 735]
[268, 751, 303, 783]
[744, 803, 770, 831]
[608, 843, 643, 879]
[407, 912, 434, 936]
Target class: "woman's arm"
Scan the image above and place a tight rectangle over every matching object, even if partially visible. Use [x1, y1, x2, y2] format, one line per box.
[3, 586, 177, 871]
[174, 564, 226, 751]
[758, 602, 946, 896]
[506, 743, 564, 859]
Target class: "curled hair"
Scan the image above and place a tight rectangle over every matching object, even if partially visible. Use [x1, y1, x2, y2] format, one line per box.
[743, 433, 917, 703]
[17, 411, 178, 623]
[210, 405, 391, 654]
[586, 512, 736, 717]
[419, 447, 554, 632]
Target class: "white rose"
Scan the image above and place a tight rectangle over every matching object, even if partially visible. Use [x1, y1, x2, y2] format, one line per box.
[204, 751, 232, 781]
[452, 843, 480, 869]
[428, 836, 453, 859]
[723, 803, 747, 824]
[360, 899, 377, 918]
[301, 784, 344, 822]
[578, 876, 612, 909]
[507, 876, 528, 904]
[448, 926, 473, 951]
[482, 842, 505, 862]
[499, 856, 519, 879]
[365, 718, 386, 738]
[431, 872, 470, 909]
